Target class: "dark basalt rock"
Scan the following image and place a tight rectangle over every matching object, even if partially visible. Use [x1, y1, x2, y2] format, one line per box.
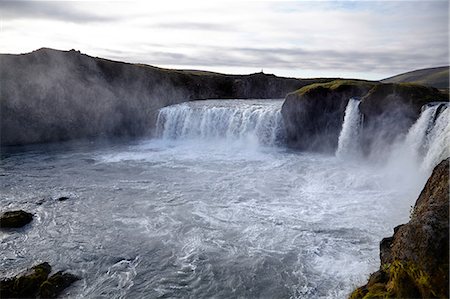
[281, 80, 377, 151]
[0, 262, 51, 298]
[0, 210, 33, 228]
[281, 80, 448, 153]
[0, 263, 79, 299]
[359, 83, 448, 153]
[350, 158, 449, 299]
[39, 271, 80, 298]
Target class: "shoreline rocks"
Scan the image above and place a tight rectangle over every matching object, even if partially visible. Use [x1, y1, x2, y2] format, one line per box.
[349, 158, 449, 298]
[0, 210, 33, 228]
[0, 263, 79, 299]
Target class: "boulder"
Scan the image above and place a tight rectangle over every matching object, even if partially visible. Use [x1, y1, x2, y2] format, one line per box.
[0, 262, 51, 298]
[0, 263, 79, 299]
[39, 271, 80, 298]
[350, 158, 449, 298]
[0, 210, 33, 228]
[281, 80, 377, 151]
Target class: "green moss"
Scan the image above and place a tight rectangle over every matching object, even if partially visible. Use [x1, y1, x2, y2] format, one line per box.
[349, 260, 442, 299]
[293, 79, 377, 97]
[386, 260, 435, 298]
[349, 287, 367, 299]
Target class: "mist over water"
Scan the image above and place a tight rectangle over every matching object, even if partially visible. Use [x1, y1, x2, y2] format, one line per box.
[1, 99, 448, 298]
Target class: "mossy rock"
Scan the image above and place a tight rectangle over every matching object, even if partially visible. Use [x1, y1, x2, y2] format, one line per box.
[350, 159, 449, 299]
[281, 79, 377, 151]
[0, 262, 79, 298]
[292, 79, 377, 97]
[0, 210, 33, 228]
[0, 262, 51, 298]
[39, 271, 80, 298]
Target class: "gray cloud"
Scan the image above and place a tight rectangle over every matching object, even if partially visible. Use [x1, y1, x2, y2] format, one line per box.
[152, 22, 235, 32]
[0, 1, 117, 23]
[130, 45, 448, 76]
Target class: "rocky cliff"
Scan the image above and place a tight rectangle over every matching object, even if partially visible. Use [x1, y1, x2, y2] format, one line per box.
[281, 80, 448, 152]
[0, 48, 333, 146]
[350, 158, 449, 298]
[281, 80, 377, 151]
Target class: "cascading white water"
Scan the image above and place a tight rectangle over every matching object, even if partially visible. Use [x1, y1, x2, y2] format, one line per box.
[336, 99, 449, 172]
[402, 105, 440, 161]
[420, 105, 450, 171]
[336, 98, 362, 159]
[156, 100, 285, 146]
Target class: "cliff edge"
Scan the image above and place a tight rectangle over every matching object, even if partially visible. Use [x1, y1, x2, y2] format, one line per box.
[350, 158, 449, 298]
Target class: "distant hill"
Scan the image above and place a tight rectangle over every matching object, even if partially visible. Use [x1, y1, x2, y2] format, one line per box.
[382, 66, 449, 89]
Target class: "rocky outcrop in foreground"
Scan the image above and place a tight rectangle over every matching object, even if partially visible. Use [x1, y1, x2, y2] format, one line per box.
[350, 158, 449, 298]
[0, 262, 79, 298]
[0, 48, 334, 146]
[281, 80, 448, 152]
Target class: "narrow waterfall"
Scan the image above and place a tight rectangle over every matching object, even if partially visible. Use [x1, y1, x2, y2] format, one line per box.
[336, 98, 362, 158]
[155, 100, 285, 146]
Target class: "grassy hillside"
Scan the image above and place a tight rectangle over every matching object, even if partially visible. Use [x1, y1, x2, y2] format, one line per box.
[382, 66, 449, 89]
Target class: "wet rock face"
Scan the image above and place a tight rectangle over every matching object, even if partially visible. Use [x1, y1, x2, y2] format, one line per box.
[359, 83, 448, 153]
[281, 80, 376, 152]
[281, 81, 448, 153]
[350, 158, 449, 299]
[0, 210, 33, 228]
[0, 263, 79, 299]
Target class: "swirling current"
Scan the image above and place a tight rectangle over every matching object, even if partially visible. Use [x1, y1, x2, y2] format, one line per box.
[1, 99, 448, 298]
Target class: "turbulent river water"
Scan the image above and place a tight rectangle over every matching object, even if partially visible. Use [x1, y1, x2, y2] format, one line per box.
[1, 99, 448, 298]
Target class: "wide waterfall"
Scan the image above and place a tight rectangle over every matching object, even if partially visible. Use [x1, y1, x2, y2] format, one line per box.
[156, 100, 285, 146]
[336, 98, 362, 159]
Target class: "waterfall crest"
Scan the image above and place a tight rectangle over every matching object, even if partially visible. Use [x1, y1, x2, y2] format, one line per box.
[156, 100, 285, 146]
[336, 98, 362, 159]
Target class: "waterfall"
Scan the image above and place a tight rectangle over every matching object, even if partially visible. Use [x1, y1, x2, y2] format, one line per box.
[155, 100, 285, 146]
[391, 102, 449, 173]
[420, 104, 449, 171]
[402, 104, 440, 161]
[336, 98, 362, 158]
[336, 99, 449, 172]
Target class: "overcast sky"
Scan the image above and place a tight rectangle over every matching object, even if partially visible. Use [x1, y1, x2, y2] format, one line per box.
[0, 0, 448, 79]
